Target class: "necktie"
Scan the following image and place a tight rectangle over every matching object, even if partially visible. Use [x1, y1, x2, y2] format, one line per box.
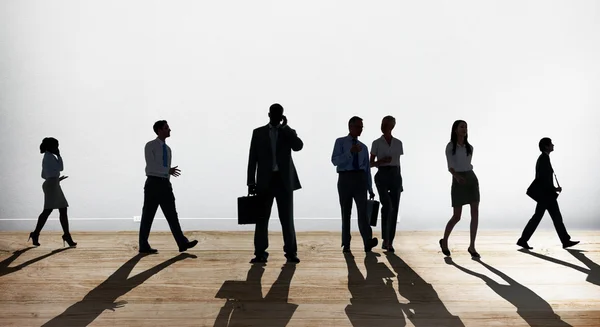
[352, 138, 360, 170]
[162, 143, 168, 168]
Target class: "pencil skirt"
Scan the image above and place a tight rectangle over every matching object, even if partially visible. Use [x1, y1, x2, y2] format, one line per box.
[451, 170, 480, 207]
[42, 178, 69, 209]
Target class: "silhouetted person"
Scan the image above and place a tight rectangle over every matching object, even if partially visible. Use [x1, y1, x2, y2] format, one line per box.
[370, 116, 404, 252]
[41, 253, 196, 327]
[439, 120, 480, 259]
[213, 263, 298, 326]
[519, 248, 599, 286]
[29, 137, 77, 247]
[0, 247, 70, 277]
[386, 253, 464, 327]
[518, 137, 579, 250]
[332, 116, 378, 254]
[138, 120, 198, 254]
[446, 257, 573, 327]
[247, 103, 303, 264]
[344, 252, 405, 326]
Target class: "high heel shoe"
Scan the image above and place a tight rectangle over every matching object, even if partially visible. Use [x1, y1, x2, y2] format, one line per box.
[468, 248, 480, 258]
[62, 234, 77, 247]
[28, 232, 40, 246]
[439, 239, 451, 256]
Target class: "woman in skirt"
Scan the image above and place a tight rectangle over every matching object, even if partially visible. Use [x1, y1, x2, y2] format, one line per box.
[29, 137, 77, 247]
[439, 120, 480, 258]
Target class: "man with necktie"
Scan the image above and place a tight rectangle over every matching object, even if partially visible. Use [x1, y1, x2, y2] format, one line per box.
[138, 120, 198, 254]
[331, 116, 378, 254]
[247, 103, 304, 264]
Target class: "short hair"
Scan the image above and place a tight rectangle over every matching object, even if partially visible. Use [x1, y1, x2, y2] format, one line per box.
[269, 103, 284, 115]
[539, 137, 552, 152]
[39, 137, 58, 154]
[153, 120, 168, 134]
[348, 116, 363, 126]
[382, 115, 396, 124]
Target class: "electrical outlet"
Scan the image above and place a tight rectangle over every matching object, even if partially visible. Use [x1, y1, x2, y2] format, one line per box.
[133, 216, 141, 222]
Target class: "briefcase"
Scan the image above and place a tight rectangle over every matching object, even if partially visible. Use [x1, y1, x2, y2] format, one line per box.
[237, 194, 267, 225]
[367, 199, 380, 227]
[526, 178, 559, 203]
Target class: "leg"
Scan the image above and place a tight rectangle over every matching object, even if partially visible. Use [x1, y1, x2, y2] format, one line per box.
[376, 182, 392, 246]
[468, 202, 479, 251]
[546, 199, 572, 244]
[353, 175, 373, 249]
[276, 190, 297, 256]
[33, 209, 53, 234]
[139, 179, 160, 250]
[58, 207, 70, 235]
[387, 178, 402, 246]
[519, 202, 546, 242]
[338, 175, 353, 247]
[442, 206, 462, 247]
[159, 182, 189, 248]
[254, 193, 274, 257]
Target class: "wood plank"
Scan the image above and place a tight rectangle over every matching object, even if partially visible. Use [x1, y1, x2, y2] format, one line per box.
[0, 231, 598, 326]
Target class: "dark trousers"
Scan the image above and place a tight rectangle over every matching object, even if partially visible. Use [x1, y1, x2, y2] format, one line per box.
[374, 166, 403, 244]
[139, 176, 189, 250]
[254, 172, 297, 256]
[338, 171, 373, 248]
[519, 197, 571, 244]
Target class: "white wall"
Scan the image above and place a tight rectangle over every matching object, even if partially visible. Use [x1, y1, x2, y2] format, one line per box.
[1, 0, 599, 231]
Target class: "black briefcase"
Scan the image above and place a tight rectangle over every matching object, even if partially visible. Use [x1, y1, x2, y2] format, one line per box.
[367, 199, 380, 227]
[237, 194, 267, 225]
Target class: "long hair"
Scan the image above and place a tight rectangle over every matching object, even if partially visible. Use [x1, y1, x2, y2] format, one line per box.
[39, 137, 58, 154]
[450, 120, 472, 156]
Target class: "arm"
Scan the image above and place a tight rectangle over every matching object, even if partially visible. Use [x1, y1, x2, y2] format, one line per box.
[282, 126, 303, 151]
[57, 155, 64, 171]
[536, 155, 555, 190]
[364, 144, 373, 193]
[369, 141, 378, 168]
[145, 142, 169, 176]
[247, 130, 258, 186]
[445, 143, 456, 175]
[331, 138, 352, 167]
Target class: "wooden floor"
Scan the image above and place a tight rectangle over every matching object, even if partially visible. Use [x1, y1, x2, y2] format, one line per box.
[0, 230, 598, 327]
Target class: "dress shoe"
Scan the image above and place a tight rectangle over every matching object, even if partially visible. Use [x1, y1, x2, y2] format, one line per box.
[364, 238, 378, 252]
[516, 239, 533, 250]
[285, 254, 300, 263]
[139, 248, 158, 254]
[179, 240, 198, 252]
[563, 240, 580, 249]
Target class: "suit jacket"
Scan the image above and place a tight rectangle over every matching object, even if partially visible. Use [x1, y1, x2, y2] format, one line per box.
[247, 124, 303, 194]
[527, 153, 557, 202]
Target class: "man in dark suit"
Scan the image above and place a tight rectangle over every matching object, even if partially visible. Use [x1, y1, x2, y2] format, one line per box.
[518, 137, 579, 250]
[247, 103, 303, 264]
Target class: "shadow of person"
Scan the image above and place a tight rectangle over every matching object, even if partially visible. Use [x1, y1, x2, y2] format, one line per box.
[41, 252, 197, 327]
[213, 263, 298, 327]
[445, 257, 572, 327]
[0, 247, 71, 277]
[344, 252, 405, 327]
[386, 253, 464, 327]
[518, 249, 599, 286]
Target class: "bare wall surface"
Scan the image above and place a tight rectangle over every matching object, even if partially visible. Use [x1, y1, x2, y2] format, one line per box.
[1, 0, 599, 231]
